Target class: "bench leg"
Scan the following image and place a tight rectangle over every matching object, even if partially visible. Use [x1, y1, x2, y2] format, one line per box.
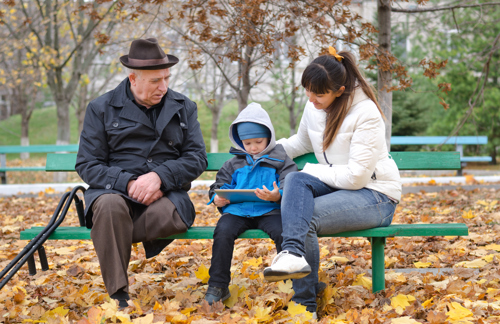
[370, 237, 386, 293]
[38, 246, 49, 271]
[0, 171, 6, 184]
[27, 255, 37, 276]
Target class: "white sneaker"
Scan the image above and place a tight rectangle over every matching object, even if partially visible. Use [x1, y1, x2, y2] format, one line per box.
[263, 250, 311, 282]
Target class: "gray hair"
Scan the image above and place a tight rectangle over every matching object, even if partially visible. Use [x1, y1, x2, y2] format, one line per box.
[127, 68, 142, 77]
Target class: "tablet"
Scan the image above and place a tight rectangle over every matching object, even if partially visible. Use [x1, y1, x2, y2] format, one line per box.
[214, 189, 265, 203]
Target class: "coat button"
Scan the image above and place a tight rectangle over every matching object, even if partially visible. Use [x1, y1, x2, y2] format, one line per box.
[168, 141, 173, 146]
[180, 122, 186, 127]
[147, 158, 152, 163]
[105, 184, 111, 189]
[113, 122, 118, 127]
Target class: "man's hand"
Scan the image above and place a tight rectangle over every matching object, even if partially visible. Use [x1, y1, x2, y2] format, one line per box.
[213, 195, 230, 207]
[128, 172, 163, 206]
[255, 182, 281, 202]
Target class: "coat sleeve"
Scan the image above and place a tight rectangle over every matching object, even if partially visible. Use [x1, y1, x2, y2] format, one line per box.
[276, 152, 299, 191]
[152, 102, 208, 191]
[302, 111, 383, 190]
[208, 159, 236, 201]
[277, 105, 314, 159]
[76, 102, 136, 194]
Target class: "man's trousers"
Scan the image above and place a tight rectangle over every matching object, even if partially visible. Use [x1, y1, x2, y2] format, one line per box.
[91, 194, 187, 296]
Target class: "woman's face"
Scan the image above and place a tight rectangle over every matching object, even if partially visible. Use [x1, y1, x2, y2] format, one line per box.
[305, 87, 344, 110]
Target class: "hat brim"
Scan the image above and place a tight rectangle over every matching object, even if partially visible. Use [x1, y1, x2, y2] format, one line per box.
[120, 54, 179, 70]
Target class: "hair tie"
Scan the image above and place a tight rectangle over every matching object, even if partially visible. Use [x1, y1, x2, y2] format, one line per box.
[328, 46, 344, 62]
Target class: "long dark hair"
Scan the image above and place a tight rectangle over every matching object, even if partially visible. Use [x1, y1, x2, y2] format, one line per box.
[301, 51, 383, 151]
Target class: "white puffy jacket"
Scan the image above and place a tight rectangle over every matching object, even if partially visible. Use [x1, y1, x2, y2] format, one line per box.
[277, 88, 402, 202]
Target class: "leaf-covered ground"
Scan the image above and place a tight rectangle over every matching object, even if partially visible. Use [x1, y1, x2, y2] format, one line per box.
[0, 186, 500, 323]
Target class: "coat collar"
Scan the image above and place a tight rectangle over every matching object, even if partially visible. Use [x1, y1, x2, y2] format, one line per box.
[110, 77, 186, 132]
[350, 87, 370, 107]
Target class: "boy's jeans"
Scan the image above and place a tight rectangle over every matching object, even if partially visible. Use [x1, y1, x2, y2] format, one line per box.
[280, 172, 398, 312]
[209, 213, 283, 289]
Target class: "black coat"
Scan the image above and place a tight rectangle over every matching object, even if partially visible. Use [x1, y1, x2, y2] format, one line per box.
[76, 78, 207, 257]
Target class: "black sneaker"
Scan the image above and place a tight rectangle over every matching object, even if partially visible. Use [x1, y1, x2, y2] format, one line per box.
[204, 286, 231, 305]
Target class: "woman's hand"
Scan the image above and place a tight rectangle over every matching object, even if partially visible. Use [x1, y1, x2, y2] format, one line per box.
[255, 182, 281, 202]
[213, 195, 230, 207]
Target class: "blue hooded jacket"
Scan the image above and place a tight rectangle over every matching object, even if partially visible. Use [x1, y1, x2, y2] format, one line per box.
[208, 103, 298, 217]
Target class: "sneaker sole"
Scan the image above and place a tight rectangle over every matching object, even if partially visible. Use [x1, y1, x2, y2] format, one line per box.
[263, 267, 311, 282]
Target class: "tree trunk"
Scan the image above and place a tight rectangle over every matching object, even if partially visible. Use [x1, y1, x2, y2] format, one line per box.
[288, 64, 298, 136]
[76, 83, 89, 137]
[20, 114, 30, 160]
[56, 99, 71, 145]
[378, 0, 393, 150]
[210, 108, 222, 153]
[237, 46, 254, 112]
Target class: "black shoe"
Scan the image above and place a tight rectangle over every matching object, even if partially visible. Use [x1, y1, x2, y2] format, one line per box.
[316, 281, 327, 297]
[204, 286, 230, 305]
[110, 289, 130, 309]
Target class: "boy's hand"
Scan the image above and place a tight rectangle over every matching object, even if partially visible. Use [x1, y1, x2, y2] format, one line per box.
[214, 195, 230, 207]
[255, 182, 281, 202]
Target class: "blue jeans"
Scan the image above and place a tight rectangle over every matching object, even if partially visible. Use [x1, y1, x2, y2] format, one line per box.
[280, 172, 397, 312]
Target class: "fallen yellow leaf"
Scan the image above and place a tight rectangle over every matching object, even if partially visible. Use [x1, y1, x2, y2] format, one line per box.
[352, 273, 372, 290]
[195, 264, 210, 284]
[422, 297, 434, 308]
[485, 244, 500, 251]
[244, 257, 262, 267]
[391, 317, 420, 324]
[391, 294, 416, 310]
[414, 261, 432, 268]
[278, 279, 294, 294]
[286, 301, 313, 320]
[462, 210, 475, 219]
[446, 302, 473, 321]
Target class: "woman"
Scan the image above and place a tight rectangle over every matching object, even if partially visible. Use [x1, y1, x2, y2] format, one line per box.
[263, 47, 402, 315]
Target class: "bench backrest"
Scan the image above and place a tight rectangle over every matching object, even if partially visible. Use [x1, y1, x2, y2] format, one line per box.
[0, 144, 80, 154]
[391, 136, 488, 145]
[46, 151, 462, 172]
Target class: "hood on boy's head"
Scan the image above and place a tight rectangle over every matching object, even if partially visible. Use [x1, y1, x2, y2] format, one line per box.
[229, 102, 276, 156]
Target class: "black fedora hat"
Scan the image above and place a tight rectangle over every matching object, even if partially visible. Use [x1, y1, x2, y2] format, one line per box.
[120, 38, 179, 70]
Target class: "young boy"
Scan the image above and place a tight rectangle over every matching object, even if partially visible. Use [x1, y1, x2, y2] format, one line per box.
[205, 102, 298, 305]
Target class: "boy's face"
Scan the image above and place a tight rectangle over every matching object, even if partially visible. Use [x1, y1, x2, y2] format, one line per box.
[242, 137, 268, 155]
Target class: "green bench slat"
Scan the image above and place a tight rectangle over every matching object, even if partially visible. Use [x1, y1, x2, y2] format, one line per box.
[0, 144, 79, 154]
[20, 223, 468, 240]
[0, 167, 45, 172]
[391, 136, 488, 145]
[46, 151, 462, 172]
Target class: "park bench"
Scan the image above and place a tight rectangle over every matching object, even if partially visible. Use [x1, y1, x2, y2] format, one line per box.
[391, 136, 492, 175]
[0, 144, 79, 184]
[1, 151, 469, 294]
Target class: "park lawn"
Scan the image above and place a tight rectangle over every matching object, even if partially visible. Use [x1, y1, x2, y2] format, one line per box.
[0, 187, 499, 322]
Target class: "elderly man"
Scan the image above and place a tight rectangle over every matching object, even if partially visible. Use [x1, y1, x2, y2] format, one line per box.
[76, 38, 207, 307]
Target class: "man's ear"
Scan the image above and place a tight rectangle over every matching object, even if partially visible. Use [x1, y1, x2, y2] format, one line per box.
[129, 73, 136, 87]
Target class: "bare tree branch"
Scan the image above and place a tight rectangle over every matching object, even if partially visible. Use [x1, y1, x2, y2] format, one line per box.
[392, 2, 500, 13]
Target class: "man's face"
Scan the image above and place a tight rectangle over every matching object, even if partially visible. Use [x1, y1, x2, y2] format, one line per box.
[129, 68, 170, 108]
